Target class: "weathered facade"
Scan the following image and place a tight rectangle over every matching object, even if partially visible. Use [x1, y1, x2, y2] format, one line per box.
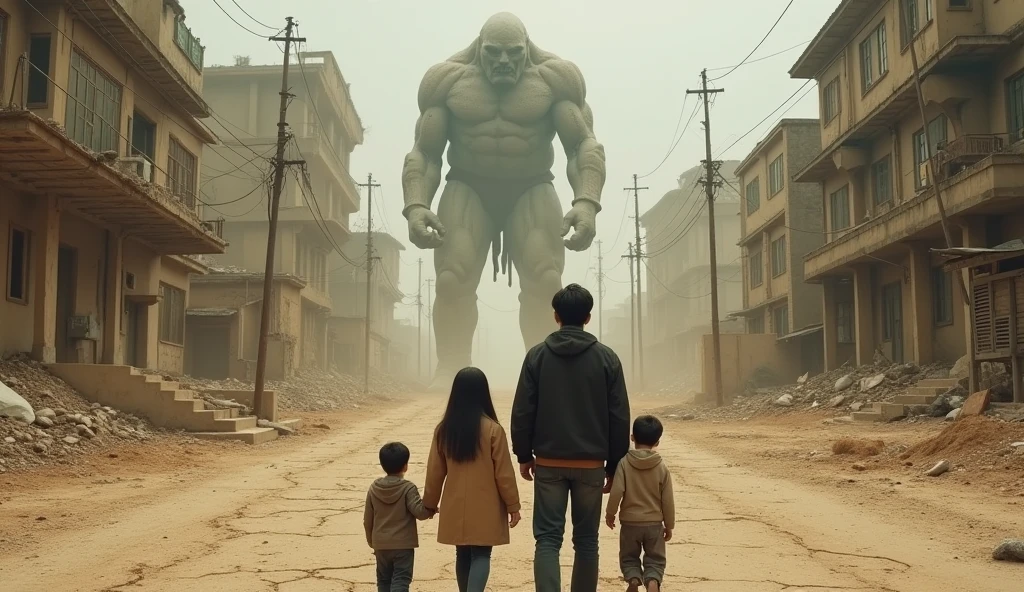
[0, 0, 224, 375]
[640, 162, 744, 382]
[330, 232, 405, 374]
[792, 0, 1024, 371]
[734, 119, 825, 375]
[198, 51, 363, 373]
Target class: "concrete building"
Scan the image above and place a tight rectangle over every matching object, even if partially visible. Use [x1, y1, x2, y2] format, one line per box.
[733, 119, 825, 374]
[640, 162, 744, 382]
[0, 0, 224, 375]
[197, 51, 363, 373]
[329, 232, 405, 374]
[791, 0, 1024, 371]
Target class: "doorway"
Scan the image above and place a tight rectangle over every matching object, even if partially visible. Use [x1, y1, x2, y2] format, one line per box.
[124, 301, 142, 367]
[56, 245, 77, 363]
[185, 319, 231, 379]
[882, 282, 903, 364]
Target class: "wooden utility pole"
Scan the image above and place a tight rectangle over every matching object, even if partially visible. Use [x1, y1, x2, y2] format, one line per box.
[253, 17, 305, 418]
[426, 278, 434, 380]
[358, 173, 381, 396]
[687, 69, 726, 407]
[417, 257, 423, 380]
[596, 239, 604, 342]
[898, 0, 975, 392]
[625, 243, 637, 384]
[625, 175, 648, 389]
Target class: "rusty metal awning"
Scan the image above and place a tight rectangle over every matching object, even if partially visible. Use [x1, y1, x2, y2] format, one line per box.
[186, 307, 237, 317]
[934, 239, 1024, 272]
[777, 324, 823, 343]
[0, 111, 225, 255]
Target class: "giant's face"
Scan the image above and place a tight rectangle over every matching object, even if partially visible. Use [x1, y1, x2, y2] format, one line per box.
[478, 18, 528, 88]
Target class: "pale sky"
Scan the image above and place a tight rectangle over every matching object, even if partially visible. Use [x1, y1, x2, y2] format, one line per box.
[185, 0, 838, 385]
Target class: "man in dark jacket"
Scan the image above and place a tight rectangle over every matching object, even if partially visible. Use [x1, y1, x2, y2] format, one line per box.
[511, 283, 630, 592]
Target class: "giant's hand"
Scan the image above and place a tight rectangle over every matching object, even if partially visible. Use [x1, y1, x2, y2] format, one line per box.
[561, 200, 598, 252]
[407, 206, 446, 249]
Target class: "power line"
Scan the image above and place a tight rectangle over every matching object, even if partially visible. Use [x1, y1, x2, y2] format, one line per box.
[711, 0, 795, 80]
[714, 80, 812, 159]
[211, 0, 272, 38]
[229, 0, 277, 31]
[638, 99, 702, 179]
[707, 39, 811, 73]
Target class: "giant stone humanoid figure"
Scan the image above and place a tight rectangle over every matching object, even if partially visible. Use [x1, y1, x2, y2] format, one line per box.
[401, 13, 607, 387]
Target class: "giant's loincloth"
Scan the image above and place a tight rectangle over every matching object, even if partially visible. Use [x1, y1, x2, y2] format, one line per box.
[445, 168, 555, 287]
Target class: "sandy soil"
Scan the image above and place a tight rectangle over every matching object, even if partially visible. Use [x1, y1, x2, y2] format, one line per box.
[0, 394, 1021, 591]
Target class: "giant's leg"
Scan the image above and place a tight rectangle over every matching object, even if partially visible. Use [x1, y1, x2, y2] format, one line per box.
[507, 183, 565, 349]
[431, 181, 493, 388]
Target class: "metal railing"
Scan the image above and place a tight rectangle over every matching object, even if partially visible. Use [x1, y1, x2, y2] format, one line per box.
[201, 218, 225, 238]
[934, 134, 1008, 182]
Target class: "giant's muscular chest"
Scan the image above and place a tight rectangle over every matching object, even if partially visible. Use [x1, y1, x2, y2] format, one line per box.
[447, 70, 554, 126]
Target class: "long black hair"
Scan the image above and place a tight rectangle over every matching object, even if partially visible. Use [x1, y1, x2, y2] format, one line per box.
[437, 367, 499, 463]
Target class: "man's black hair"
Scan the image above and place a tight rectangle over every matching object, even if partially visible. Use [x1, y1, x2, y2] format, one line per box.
[551, 283, 594, 327]
[632, 415, 663, 447]
[379, 442, 410, 475]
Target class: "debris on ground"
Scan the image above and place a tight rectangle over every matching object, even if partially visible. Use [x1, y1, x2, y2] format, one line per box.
[993, 539, 1024, 562]
[925, 459, 951, 477]
[0, 355, 157, 471]
[900, 416, 1024, 468]
[257, 419, 296, 435]
[832, 438, 885, 457]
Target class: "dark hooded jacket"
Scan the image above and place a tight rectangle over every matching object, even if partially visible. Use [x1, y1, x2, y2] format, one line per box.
[511, 326, 630, 477]
[363, 476, 433, 550]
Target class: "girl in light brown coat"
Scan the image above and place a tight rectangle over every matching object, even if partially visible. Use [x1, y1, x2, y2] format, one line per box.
[424, 367, 521, 592]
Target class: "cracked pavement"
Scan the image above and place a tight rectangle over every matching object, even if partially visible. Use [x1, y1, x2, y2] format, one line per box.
[2, 394, 1020, 591]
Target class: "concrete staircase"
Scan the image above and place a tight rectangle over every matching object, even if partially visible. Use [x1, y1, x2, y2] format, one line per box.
[49, 364, 282, 444]
[852, 378, 960, 422]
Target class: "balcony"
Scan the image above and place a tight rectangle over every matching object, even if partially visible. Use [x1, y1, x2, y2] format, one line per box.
[0, 111, 225, 254]
[934, 134, 1006, 182]
[804, 151, 1024, 281]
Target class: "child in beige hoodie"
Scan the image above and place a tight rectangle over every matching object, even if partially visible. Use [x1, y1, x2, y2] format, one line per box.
[605, 416, 675, 592]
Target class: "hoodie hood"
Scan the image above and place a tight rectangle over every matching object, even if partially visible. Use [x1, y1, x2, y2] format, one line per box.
[369, 475, 411, 504]
[544, 327, 598, 357]
[625, 449, 662, 470]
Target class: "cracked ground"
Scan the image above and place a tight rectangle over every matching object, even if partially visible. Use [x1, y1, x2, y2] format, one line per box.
[1, 393, 1021, 591]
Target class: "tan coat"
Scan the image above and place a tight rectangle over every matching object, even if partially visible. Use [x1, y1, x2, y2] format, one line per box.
[423, 417, 521, 546]
[605, 449, 675, 529]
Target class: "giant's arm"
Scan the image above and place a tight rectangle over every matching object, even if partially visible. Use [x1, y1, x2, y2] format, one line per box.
[544, 61, 607, 211]
[401, 64, 457, 217]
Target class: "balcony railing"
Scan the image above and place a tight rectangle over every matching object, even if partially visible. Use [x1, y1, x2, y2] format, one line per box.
[201, 218, 225, 238]
[174, 18, 204, 70]
[934, 134, 1007, 182]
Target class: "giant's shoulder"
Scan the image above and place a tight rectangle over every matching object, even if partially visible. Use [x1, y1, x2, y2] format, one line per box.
[535, 58, 587, 105]
[417, 60, 473, 111]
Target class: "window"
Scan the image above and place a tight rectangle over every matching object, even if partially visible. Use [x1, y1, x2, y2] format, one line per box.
[167, 137, 198, 207]
[837, 300, 855, 344]
[768, 155, 785, 196]
[770, 236, 787, 277]
[1009, 72, 1024, 142]
[871, 156, 892, 206]
[749, 316, 765, 334]
[913, 114, 948, 188]
[749, 250, 763, 287]
[0, 13, 7, 96]
[933, 268, 954, 325]
[948, 0, 970, 7]
[158, 283, 185, 345]
[773, 305, 789, 336]
[829, 185, 851, 232]
[66, 50, 121, 153]
[27, 34, 51, 105]
[745, 177, 761, 214]
[822, 77, 841, 123]
[901, 0, 931, 46]
[6, 226, 29, 303]
[860, 22, 888, 91]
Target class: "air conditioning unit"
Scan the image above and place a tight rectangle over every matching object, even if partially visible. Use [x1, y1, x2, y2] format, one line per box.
[918, 162, 930, 188]
[115, 156, 153, 182]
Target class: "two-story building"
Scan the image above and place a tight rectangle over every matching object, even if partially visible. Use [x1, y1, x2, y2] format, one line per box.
[792, 0, 1024, 371]
[733, 119, 825, 374]
[640, 162, 744, 383]
[198, 51, 364, 373]
[329, 232, 405, 375]
[0, 0, 224, 375]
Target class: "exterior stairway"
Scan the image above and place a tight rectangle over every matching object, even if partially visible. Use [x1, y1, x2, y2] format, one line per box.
[851, 378, 960, 422]
[49, 364, 280, 444]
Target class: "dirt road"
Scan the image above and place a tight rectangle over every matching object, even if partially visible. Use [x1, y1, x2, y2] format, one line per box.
[1, 394, 1020, 591]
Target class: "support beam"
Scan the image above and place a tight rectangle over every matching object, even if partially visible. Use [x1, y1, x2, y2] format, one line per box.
[853, 265, 874, 366]
[102, 233, 124, 365]
[821, 278, 839, 371]
[31, 195, 59, 363]
[908, 243, 934, 365]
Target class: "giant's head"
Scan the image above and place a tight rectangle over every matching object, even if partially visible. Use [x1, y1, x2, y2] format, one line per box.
[478, 13, 529, 88]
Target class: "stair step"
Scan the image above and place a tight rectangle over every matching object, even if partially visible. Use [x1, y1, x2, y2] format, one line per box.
[916, 378, 958, 388]
[851, 411, 885, 422]
[205, 416, 259, 432]
[892, 394, 937, 405]
[192, 428, 279, 445]
[278, 418, 303, 431]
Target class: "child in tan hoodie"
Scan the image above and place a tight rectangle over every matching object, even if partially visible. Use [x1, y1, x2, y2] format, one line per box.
[605, 415, 675, 592]
[364, 442, 436, 592]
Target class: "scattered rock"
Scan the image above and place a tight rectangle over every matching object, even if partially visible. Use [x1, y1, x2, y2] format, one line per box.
[828, 395, 846, 408]
[35, 407, 56, 420]
[62, 436, 80, 445]
[850, 402, 865, 412]
[32, 442, 46, 454]
[945, 408, 962, 421]
[925, 459, 951, 477]
[0, 379, 35, 424]
[774, 394, 794, 407]
[992, 539, 1024, 562]
[1011, 442, 1024, 448]
[860, 374, 886, 392]
[257, 419, 296, 435]
[34, 416, 54, 428]
[797, 372, 809, 384]
[74, 415, 93, 428]
[75, 425, 96, 439]
[835, 375, 854, 392]
[961, 390, 992, 417]
[929, 395, 953, 418]
[852, 462, 867, 471]
[3, 436, 15, 443]
[950, 355, 970, 379]
[811, 401, 820, 408]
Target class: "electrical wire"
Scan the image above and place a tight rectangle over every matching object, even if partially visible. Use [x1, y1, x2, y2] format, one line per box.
[643, 261, 714, 299]
[638, 99, 702, 180]
[706, 39, 812, 73]
[711, 0, 795, 80]
[211, 0, 272, 38]
[714, 80, 812, 159]
[229, 0, 277, 31]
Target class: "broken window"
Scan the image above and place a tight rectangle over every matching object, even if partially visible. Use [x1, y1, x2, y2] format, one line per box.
[6, 226, 29, 303]
[159, 283, 185, 345]
[66, 50, 121, 152]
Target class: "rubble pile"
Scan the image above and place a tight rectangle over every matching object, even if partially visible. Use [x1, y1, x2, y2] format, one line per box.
[646, 368, 701, 397]
[0, 355, 156, 472]
[178, 368, 407, 413]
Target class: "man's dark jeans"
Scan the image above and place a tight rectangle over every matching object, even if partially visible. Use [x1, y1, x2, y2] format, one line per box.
[375, 549, 414, 592]
[533, 465, 605, 592]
